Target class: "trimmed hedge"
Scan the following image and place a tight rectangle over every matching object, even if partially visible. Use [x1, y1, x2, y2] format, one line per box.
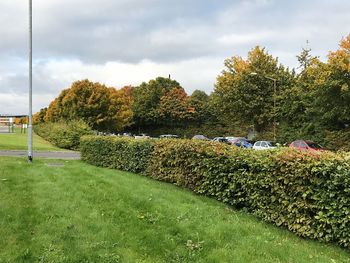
[35, 120, 93, 150]
[80, 136, 350, 248]
[80, 136, 154, 174]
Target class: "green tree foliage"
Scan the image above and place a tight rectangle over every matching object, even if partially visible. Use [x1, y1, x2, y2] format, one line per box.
[132, 77, 181, 128]
[188, 90, 210, 124]
[272, 35, 350, 147]
[213, 46, 294, 133]
[276, 48, 318, 141]
[311, 35, 350, 129]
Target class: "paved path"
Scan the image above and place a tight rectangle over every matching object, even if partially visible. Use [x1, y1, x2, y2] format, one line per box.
[0, 150, 80, 160]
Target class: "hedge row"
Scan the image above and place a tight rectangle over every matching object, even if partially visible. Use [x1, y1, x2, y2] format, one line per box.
[35, 120, 93, 150]
[80, 136, 350, 248]
[80, 136, 154, 174]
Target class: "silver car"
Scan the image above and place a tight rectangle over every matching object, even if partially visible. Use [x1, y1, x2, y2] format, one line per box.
[253, 141, 276, 150]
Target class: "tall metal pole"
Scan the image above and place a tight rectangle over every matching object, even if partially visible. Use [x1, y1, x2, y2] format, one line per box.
[273, 79, 276, 142]
[28, 0, 33, 162]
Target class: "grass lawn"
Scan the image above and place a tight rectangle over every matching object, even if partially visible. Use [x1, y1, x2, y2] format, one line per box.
[0, 129, 62, 151]
[0, 157, 349, 262]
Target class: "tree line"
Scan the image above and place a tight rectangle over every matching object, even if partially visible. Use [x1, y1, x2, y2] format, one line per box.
[34, 34, 350, 149]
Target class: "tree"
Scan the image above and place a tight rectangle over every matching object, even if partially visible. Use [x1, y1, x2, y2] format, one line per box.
[310, 34, 350, 129]
[278, 34, 350, 143]
[107, 86, 134, 131]
[132, 77, 181, 128]
[33, 107, 47, 124]
[213, 46, 293, 133]
[158, 87, 191, 126]
[44, 80, 133, 132]
[188, 90, 209, 124]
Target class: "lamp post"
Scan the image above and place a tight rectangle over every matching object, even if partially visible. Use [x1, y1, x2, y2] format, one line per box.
[250, 72, 277, 142]
[28, 0, 33, 162]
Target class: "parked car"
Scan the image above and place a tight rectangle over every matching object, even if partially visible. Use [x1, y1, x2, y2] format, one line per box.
[134, 134, 150, 139]
[192, 135, 209, 140]
[253, 141, 276, 150]
[232, 138, 253, 148]
[212, 137, 231, 144]
[159, 134, 179, 139]
[289, 140, 325, 151]
[225, 136, 246, 144]
[122, 132, 133, 137]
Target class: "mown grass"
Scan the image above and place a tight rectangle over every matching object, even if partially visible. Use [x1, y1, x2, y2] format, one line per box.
[0, 128, 61, 151]
[0, 157, 349, 262]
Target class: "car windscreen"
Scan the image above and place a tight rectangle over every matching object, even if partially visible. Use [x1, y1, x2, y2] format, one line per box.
[308, 142, 323, 149]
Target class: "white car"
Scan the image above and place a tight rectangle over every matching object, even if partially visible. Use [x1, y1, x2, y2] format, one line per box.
[134, 134, 150, 139]
[253, 141, 276, 150]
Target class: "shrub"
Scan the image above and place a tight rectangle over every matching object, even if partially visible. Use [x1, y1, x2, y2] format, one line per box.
[80, 136, 154, 174]
[80, 137, 350, 249]
[324, 129, 350, 152]
[35, 120, 93, 150]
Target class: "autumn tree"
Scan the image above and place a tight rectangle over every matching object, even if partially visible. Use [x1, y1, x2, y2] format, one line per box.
[44, 80, 133, 132]
[33, 107, 47, 124]
[107, 86, 134, 131]
[158, 87, 191, 126]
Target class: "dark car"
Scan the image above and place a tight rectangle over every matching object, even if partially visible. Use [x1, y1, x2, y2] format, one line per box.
[159, 134, 179, 139]
[232, 138, 253, 148]
[289, 140, 325, 151]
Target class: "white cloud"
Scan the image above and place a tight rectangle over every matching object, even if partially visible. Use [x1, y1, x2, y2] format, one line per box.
[0, 56, 223, 114]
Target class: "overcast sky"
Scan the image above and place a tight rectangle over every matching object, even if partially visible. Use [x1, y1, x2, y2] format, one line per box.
[0, 0, 349, 114]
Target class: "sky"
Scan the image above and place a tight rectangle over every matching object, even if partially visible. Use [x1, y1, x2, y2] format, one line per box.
[0, 0, 349, 114]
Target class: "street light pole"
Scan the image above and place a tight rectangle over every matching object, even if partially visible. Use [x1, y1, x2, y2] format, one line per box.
[28, 0, 33, 162]
[264, 76, 277, 142]
[272, 78, 276, 142]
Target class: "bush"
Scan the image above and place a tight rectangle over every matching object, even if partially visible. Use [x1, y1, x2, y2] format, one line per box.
[35, 120, 93, 150]
[324, 129, 350, 152]
[80, 137, 350, 249]
[80, 136, 154, 174]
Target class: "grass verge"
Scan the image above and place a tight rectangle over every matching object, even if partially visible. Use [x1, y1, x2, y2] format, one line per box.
[0, 129, 62, 151]
[0, 157, 349, 262]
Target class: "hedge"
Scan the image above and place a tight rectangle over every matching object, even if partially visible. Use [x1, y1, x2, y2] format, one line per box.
[80, 136, 154, 174]
[35, 120, 93, 150]
[80, 136, 350, 248]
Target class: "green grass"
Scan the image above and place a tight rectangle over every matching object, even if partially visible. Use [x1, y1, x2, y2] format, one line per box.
[0, 129, 62, 151]
[0, 157, 349, 263]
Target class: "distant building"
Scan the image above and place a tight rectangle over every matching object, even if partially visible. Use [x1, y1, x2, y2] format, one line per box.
[0, 114, 28, 133]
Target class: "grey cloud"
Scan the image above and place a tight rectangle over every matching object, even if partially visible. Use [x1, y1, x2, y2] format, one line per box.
[0, 0, 349, 65]
[0, 0, 349, 113]
[29, 0, 233, 63]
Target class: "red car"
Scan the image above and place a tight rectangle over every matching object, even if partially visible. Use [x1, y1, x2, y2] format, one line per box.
[289, 140, 325, 151]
